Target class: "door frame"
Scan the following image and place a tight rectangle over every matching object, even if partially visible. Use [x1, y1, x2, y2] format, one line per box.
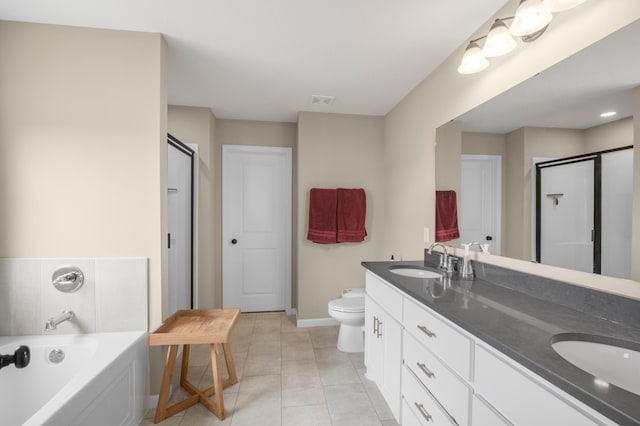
[167, 134, 199, 309]
[460, 154, 502, 255]
[222, 144, 292, 314]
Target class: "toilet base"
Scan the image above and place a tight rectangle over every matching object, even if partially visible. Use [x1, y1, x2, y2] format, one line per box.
[337, 323, 364, 353]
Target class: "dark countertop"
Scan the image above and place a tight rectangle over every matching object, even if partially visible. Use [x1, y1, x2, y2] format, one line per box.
[362, 260, 640, 426]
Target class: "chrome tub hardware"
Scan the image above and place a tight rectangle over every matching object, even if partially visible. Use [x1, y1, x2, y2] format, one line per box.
[51, 266, 84, 293]
[45, 310, 74, 332]
[48, 348, 65, 364]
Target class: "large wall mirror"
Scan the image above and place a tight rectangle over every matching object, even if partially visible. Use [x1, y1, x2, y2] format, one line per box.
[436, 19, 639, 280]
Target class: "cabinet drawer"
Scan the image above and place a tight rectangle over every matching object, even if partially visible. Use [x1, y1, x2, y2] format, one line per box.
[402, 398, 427, 426]
[475, 344, 600, 426]
[365, 272, 403, 320]
[403, 331, 470, 425]
[402, 366, 455, 426]
[403, 296, 472, 380]
[472, 395, 511, 426]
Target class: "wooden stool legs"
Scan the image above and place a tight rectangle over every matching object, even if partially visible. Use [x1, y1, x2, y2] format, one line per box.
[154, 342, 238, 423]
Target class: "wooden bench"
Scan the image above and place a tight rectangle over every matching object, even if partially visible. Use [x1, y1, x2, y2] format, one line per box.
[148, 309, 240, 423]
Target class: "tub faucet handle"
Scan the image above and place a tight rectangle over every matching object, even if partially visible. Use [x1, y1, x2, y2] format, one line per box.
[0, 345, 30, 371]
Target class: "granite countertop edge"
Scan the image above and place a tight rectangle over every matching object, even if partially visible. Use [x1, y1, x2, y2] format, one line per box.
[361, 260, 640, 426]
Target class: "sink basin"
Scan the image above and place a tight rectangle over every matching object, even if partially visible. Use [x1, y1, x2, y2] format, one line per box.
[551, 333, 640, 395]
[388, 266, 443, 279]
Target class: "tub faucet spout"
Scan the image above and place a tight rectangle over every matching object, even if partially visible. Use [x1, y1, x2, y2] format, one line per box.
[45, 310, 74, 331]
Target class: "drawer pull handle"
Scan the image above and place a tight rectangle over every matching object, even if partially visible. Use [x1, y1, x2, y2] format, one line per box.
[377, 320, 383, 338]
[373, 316, 378, 335]
[417, 362, 435, 379]
[417, 325, 436, 338]
[415, 402, 433, 422]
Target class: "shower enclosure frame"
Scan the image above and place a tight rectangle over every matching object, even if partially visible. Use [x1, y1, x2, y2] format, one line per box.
[535, 145, 632, 275]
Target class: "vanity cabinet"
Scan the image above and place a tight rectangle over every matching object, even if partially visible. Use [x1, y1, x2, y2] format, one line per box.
[471, 395, 510, 426]
[364, 272, 402, 421]
[363, 270, 618, 426]
[403, 330, 470, 425]
[402, 365, 456, 425]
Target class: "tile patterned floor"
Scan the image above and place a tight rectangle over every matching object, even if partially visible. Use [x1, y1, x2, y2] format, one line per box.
[141, 312, 398, 426]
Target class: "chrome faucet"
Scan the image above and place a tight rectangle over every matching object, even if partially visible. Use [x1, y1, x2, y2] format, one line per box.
[45, 310, 74, 331]
[427, 242, 449, 269]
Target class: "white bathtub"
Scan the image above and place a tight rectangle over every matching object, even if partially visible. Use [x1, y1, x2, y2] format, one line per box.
[0, 331, 148, 426]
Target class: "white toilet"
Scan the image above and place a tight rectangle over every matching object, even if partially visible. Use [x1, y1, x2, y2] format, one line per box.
[328, 288, 365, 353]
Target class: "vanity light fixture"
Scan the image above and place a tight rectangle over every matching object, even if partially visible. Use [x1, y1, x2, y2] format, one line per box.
[457, 0, 587, 75]
[600, 111, 617, 118]
[483, 19, 518, 57]
[509, 0, 553, 37]
[458, 41, 490, 74]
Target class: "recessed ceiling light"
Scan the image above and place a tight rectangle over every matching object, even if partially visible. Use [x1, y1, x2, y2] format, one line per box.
[311, 95, 335, 106]
[600, 111, 616, 118]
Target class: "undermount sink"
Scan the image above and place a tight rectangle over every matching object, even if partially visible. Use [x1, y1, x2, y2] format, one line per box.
[388, 266, 443, 279]
[551, 333, 640, 396]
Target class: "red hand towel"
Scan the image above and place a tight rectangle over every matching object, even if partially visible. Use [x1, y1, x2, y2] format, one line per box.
[307, 188, 338, 244]
[435, 190, 460, 242]
[337, 188, 367, 243]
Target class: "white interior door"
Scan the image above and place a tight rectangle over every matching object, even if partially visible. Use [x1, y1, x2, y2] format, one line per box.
[539, 160, 594, 273]
[222, 145, 292, 313]
[460, 155, 501, 255]
[168, 138, 194, 315]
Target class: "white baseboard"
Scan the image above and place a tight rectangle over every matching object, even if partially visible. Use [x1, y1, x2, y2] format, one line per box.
[296, 316, 339, 328]
[147, 393, 160, 410]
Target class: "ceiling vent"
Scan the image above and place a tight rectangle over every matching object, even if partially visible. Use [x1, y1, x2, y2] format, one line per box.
[311, 95, 336, 106]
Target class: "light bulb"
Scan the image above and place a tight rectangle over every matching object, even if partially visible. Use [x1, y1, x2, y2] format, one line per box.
[483, 19, 517, 57]
[510, 0, 553, 36]
[458, 42, 489, 75]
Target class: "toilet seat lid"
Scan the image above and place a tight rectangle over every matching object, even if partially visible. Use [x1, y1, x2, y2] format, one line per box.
[329, 297, 364, 313]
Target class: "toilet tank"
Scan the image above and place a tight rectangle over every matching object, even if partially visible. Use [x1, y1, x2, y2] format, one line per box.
[342, 288, 365, 298]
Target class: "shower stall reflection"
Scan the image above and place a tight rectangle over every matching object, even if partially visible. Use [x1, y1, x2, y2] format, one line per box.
[535, 146, 633, 278]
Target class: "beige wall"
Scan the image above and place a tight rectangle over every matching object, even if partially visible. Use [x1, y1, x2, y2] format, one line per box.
[0, 20, 168, 328]
[384, 0, 640, 297]
[168, 105, 217, 309]
[459, 120, 633, 261]
[297, 112, 385, 319]
[215, 119, 298, 308]
[585, 116, 634, 152]
[515, 127, 585, 260]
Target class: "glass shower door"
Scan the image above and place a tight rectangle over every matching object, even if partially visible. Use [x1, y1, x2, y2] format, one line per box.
[538, 159, 595, 273]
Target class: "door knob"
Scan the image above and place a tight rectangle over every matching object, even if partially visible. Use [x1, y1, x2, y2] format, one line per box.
[231, 239, 238, 244]
[485, 236, 493, 241]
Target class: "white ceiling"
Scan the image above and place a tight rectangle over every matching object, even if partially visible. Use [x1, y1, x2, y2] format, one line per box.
[457, 19, 640, 133]
[0, 0, 508, 122]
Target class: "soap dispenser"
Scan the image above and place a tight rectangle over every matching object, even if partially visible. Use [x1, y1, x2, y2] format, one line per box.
[461, 243, 474, 279]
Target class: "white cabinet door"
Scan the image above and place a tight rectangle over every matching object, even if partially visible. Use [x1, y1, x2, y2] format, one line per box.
[475, 344, 602, 426]
[365, 295, 383, 385]
[472, 395, 511, 426]
[365, 294, 402, 421]
[380, 309, 402, 420]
